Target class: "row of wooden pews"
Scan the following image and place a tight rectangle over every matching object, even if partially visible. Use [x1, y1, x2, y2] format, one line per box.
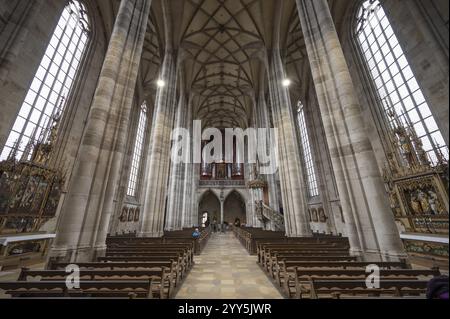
[233, 226, 286, 254]
[0, 228, 211, 299]
[233, 227, 441, 299]
[163, 227, 211, 254]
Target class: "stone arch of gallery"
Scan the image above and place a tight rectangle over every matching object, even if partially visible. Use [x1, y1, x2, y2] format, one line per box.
[198, 191, 221, 225]
[224, 191, 247, 225]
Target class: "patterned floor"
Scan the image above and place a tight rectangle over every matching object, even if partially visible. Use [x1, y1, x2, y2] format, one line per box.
[175, 232, 283, 299]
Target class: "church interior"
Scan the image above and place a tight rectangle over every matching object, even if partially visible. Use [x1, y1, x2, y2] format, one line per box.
[0, 0, 448, 300]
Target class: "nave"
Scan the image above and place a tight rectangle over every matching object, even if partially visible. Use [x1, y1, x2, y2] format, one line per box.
[175, 232, 282, 299]
[0, 0, 448, 303]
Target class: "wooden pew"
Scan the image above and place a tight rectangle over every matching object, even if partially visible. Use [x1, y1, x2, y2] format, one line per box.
[236, 228, 438, 300]
[292, 268, 440, 299]
[106, 236, 198, 254]
[97, 255, 189, 277]
[49, 261, 181, 285]
[256, 240, 350, 262]
[105, 248, 193, 269]
[274, 260, 409, 292]
[0, 279, 160, 299]
[135, 227, 210, 254]
[106, 242, 194, 263]
[267, 254, 356, 279]
[17, 268, 174, 299]
[281, 261, 410, 270]
[306, 279, 430, 299]
[263, 251, 351, 274]
[260, 246, 350, 267]
[1, 236, 202, 299]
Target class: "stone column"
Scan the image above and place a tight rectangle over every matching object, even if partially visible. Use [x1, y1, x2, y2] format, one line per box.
[107, 99, 141, 236]
[165, 72, 186, 231]
[51, 0, 152, 262]
[267, 50, 312, 238]
[219, 189, 225, 231]
[297, 0, 406, 260]
[256, 82, 280, 215]
[248, 187, 264, 228]
[246, 196, 255, 227]
[139, 51, 178, 237]
[180, 96, 194, 228]
[190, 164, 201, 227]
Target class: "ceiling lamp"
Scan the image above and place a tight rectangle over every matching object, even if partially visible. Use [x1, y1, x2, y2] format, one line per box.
[282, 79, 292, 87]
[157, 79, 166, 88]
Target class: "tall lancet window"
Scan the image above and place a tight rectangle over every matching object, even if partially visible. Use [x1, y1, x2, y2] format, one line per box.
[0, 0, 91, 161]
[297, 102, 319, 198]
[127, 102, 148, 197]
[356, 0, 448, 165]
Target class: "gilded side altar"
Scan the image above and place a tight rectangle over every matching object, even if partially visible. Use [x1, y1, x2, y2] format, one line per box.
[383, 113, 449, 261]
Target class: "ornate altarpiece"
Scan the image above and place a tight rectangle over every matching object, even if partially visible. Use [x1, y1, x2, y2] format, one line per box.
[383, 114, 449, 259]
[0, 115, 65, 261]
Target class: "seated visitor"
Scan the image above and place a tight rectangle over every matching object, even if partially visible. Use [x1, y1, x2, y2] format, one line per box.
[192, 228, 201, 239]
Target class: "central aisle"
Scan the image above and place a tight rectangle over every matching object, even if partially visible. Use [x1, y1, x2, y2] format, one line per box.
[175, 231, 283, 299]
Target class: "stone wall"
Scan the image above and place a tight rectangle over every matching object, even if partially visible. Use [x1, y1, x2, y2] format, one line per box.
[0, 1, 65, 148]
[0, 0, 109, 233]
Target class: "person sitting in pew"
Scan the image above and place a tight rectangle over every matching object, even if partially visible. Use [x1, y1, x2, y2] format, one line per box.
[192, 228, 201, 239]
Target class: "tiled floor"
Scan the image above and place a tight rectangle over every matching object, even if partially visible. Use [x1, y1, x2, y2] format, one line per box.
[175, 232, 283, 299]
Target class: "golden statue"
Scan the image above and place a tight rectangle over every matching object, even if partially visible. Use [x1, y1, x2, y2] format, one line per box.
[410, 195, 423, 215]
[427, 191, 443, 215]
[387, 152, 399, 174]
[417, 190, 430, 214]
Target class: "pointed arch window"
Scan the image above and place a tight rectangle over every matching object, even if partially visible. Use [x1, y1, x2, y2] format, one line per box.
[297, 101, 319, 198]
[127, 102, 148, 197]
[356, 0, 448, 165]
[0, 0, 91, 161]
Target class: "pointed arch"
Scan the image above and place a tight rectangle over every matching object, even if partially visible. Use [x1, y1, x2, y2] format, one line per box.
[223, 190, 247, 225]
[198, 190, 221, 226]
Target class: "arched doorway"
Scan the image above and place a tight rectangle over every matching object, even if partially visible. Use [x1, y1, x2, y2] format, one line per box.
[224, 191, 246, 226]
[198, 191, 220, 227]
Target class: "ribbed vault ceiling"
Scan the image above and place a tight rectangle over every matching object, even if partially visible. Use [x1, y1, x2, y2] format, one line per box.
[95, 0, 353, 129]
[179, 0, 266, 129]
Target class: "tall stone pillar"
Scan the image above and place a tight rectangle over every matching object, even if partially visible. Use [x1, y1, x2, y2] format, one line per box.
[165, 73, 187, 231]
[267, 50, 311, 237]
[297, 0, 406, 260]
[51, 0, 152, 262]
[220, 190, 225, 231]
[139, 51, 178, 237]
[180, 96, 194, 228]
[256, 82, 280, 214]
[248, 186, 264, 228]
[190, 164, 201, 227]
